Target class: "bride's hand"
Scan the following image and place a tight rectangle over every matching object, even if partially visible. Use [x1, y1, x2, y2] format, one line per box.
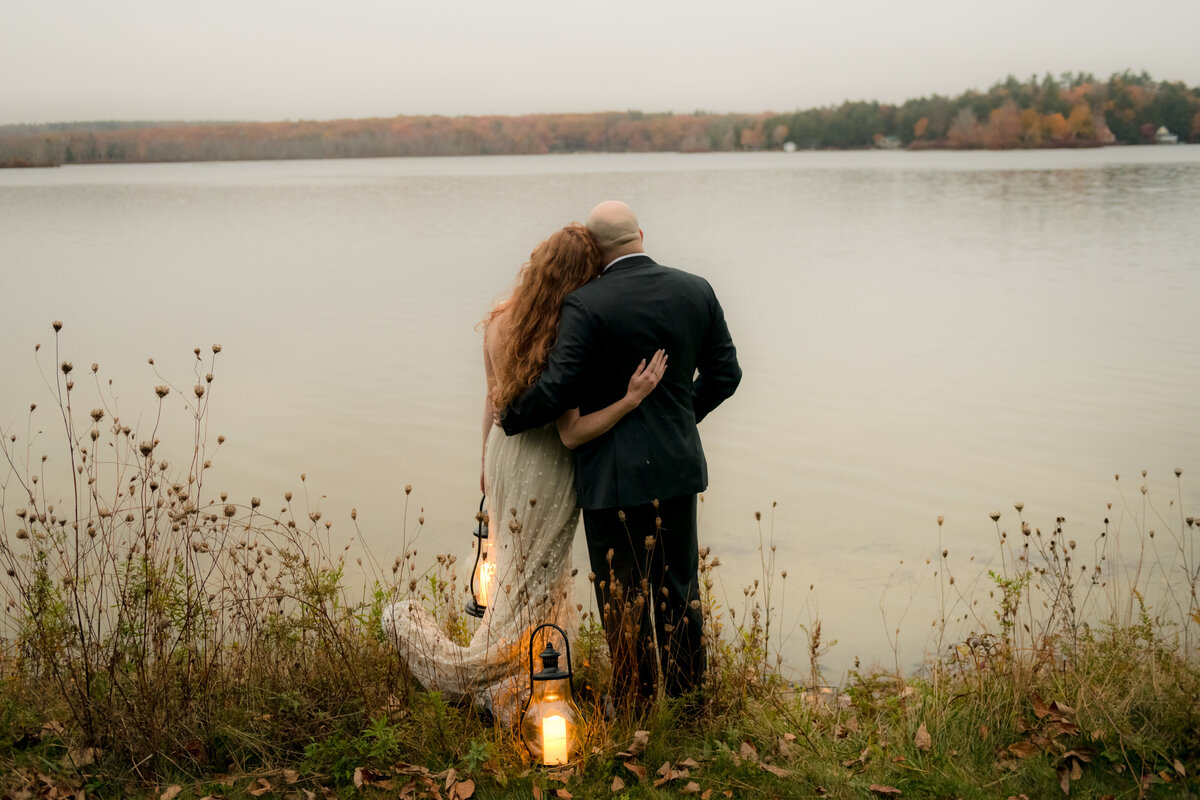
[626, 349, 668, 405]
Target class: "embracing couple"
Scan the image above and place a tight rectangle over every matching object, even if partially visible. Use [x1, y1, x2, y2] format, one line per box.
[384, 201, 741, 723]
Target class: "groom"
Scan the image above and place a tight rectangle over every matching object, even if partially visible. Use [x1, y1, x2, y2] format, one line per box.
[501, 201, 741, 705]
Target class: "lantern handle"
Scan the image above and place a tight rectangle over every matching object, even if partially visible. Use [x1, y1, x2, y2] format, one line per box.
[527, 622, 574, 695]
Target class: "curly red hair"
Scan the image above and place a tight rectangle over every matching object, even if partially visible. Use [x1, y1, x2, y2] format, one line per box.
[489, 223, 602, 410]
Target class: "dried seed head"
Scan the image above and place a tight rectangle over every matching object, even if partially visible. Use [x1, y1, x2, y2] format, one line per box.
[90, 408, 104, 421]
[1175, 467, 1182, 477]
[404, 484, 412, 495]
[755, 510, 762, 521]
[217, 435, 225, 444]
[224, 504, 236, 518]
[309, 511, 321, 522]
[617, 510, 626, 523]
[989, 512, 1000, 521]
[155, 385, 169, 398]
[284, 492, 292, 502]
[1014, 502, 1024, 512]
[90, 429, 99, 441]
[212, 344, 222, 353]
[644, 535, 656, 551]
[937, 515, 944, 526]
[194, 385, 205, 398]
[52, 321, 63, 331]
[139, 441, 154, 457]
[60, 361, 73, 375]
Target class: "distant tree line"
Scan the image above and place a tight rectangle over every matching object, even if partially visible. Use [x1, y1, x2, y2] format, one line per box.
[2, 71, 1197, 168]
[765, 71, 1199, 151]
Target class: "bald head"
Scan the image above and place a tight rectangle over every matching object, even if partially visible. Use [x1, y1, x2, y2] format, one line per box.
[586, 200, 644, 259]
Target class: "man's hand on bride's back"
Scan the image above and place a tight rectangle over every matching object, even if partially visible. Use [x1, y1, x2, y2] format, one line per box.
[626, 349, 668, 406]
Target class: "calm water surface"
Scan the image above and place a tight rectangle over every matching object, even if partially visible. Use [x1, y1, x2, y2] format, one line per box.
[3, 148, 1199, 676]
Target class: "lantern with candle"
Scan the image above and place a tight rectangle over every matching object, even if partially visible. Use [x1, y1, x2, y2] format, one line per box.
[520, 623, 577, 766]
[465, 495, 494, 619]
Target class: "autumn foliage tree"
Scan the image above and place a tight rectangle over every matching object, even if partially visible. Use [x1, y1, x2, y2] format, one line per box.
[3, 71, 1197, 167]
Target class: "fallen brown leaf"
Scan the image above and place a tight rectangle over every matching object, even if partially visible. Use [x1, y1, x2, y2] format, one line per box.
[624, 762, 647, 782]
[779, 737, 798, 758]
[160, 786, 183, 800]
[532, 785, 542, 800]
[739, 741, 759, 762]
[1050, 701, 1074, 716]
[1007, 741, 1039, 759]
[62, 748, 98, 770]
[555, 789, 572, 799]
[611, 776, 625, 793]
[701, 790, 712, 800]
[283, 769, 300, 784]
[248, 778, 273, 798]
[1057, 764, 1070, 795]
[616, 730, 650, 760]
[1070, 761, 1082, 781]
[679, 758, 700, 769]
[353, 768, 365, 791]
[451, 779, 475, 800]
[680, 782, 701, 795]
[1173, 758, 1186, 777]
[979, 724, 990, 741]
[869, 785, 902, 796]
[914, 722, 931, 752]
[760, 763, 790, 778]
[1031, 693, 1050, 719]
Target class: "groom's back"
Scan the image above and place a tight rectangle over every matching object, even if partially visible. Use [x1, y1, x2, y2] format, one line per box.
[568, 256, 740, 509]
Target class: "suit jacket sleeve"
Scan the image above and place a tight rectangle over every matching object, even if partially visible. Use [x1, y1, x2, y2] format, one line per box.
[500, 294, 592, 435]
[692, 291, 741, 424]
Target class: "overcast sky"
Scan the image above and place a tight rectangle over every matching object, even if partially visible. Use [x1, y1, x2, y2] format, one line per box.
[3, 0, 1199, 126]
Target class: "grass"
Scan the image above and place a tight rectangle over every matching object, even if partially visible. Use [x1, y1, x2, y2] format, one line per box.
[1, 323, 1198, 799]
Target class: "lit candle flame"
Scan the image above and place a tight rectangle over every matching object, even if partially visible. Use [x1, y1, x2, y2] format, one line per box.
[478, 560, 495, 607]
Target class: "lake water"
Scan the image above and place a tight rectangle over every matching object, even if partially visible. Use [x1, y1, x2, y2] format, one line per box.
[2, 148, 1199, 678]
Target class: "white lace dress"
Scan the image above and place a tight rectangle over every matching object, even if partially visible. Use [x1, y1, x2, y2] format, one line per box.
[382, 422, 579, 723]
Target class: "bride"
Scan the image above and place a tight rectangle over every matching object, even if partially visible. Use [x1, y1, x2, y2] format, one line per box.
[383, 223, 666, 722]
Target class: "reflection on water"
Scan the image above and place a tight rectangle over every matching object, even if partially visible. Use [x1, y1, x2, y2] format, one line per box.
[2, 147, 1199, 676]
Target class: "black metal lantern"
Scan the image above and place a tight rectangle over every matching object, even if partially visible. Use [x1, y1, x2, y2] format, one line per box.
[465, 495, 493, 618]
[520, 623, 577, 765]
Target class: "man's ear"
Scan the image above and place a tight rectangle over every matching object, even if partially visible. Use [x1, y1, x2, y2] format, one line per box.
[639, 229, 644, 241]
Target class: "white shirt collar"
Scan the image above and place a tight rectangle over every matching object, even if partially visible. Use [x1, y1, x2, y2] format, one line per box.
[602, 253, 645, 273]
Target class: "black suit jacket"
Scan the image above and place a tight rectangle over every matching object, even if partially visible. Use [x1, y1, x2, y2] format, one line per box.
[500, 255, 741, 510]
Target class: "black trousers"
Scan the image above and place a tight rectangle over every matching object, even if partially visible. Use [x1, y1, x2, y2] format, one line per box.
[583, 494, 705, 702]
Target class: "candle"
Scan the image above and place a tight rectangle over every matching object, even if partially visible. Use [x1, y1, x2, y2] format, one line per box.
[542, 714, 567, 765]
[478, 560, 495, 606]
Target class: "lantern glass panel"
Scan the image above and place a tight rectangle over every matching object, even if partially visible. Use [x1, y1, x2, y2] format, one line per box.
[473, 537, 495, 607]
[520, 678, 575, 765]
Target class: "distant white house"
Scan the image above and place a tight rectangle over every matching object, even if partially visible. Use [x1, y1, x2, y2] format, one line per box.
[783, 141, 797, 153]
[874, 135, 902, 150]
[1156, 126, 1179, 144]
